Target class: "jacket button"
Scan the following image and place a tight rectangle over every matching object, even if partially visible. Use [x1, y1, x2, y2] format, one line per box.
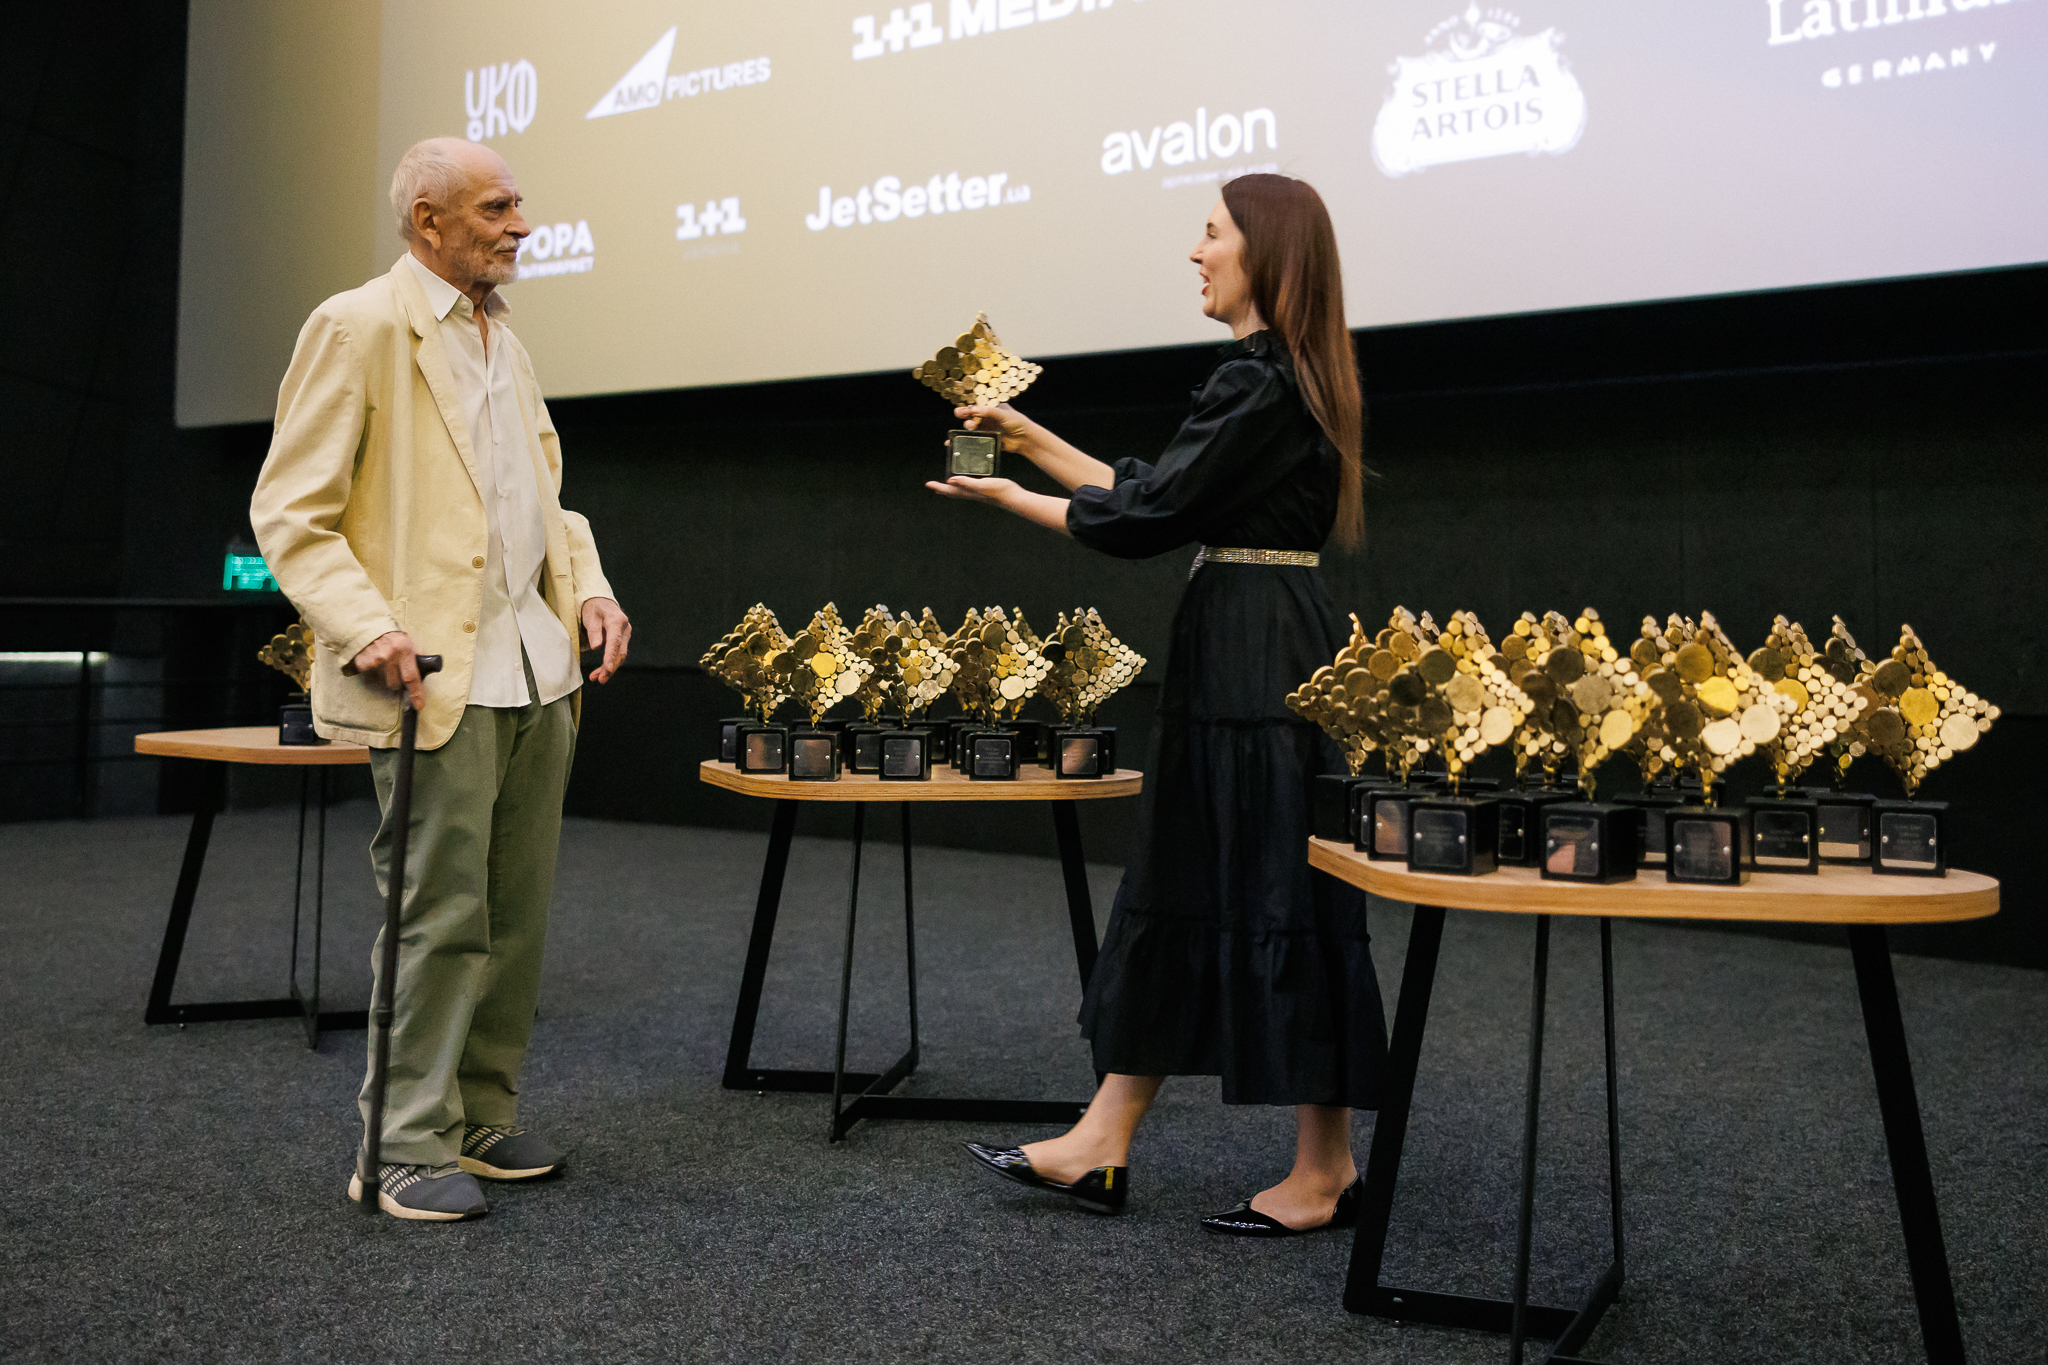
[463, 621, 476, 633]
[472, 556, 485, 569]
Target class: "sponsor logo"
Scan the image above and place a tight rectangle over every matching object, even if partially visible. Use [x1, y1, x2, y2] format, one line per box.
[1371, 5, 1586, 179]
[1822, 41, 1998, 86]
[850, 0, 1132, 60]
[466, 60, 538, 141]
[586, 27, 772, 120]
[804, 172, 1029, 230]
[677, 196, 748, 239]
[1101, 106, 1279, 185]
[515, 219, 596, 280]
[1767, 0, 2021, 48]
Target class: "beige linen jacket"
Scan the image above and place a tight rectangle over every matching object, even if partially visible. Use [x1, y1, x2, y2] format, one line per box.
[249, 256, 614, 750]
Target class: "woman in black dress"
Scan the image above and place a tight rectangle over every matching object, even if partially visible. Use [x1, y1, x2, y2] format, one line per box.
[927, 174, 1386, 1236]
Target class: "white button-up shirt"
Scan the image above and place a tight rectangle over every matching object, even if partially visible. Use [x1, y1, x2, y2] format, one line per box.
[405, 253, 578, 709]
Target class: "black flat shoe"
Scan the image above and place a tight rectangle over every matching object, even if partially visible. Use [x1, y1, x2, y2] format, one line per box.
[963, 1142, 1128, 1213]
[1201, 1177, 1363, 1237]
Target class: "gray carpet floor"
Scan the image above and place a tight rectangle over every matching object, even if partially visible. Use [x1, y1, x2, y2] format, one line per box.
[2, 804, 2043, 1363]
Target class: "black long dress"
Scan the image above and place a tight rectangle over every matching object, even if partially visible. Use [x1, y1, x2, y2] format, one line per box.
[1067, 331, 1388, 1108]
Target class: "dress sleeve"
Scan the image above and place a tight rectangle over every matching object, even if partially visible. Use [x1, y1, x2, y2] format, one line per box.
[1064, 359, 1313, 560]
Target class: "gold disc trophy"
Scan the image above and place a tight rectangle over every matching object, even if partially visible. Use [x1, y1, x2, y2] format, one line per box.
[1739, 616, 1871, 871]
[914, 313, 1043, 478]
[1498, 609, 1648, 878]
[257, 618, 324, 746]
[781, 604, 871, 781]
[1851, 624, 1997, 876]
[1401, 611, 1534, 876]
[1626, 613, 1796, 886]
[1287, 612, 1393, 843]
[1036, 608, 1146, 778]
[702, 604, 794, 771]
[944, 608, 1052, 780]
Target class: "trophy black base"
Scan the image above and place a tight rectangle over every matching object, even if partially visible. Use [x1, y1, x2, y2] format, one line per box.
[1344, 779, 1397, 847]
[1667, 805, 1751, 886]
[1540, 803, 1639, 883]
[1748, 794, 1820, 874]
[718, 716, 755, 765]
[878, 729, 934, 780]
[947, 430, 1002, 478]
[734, 724, 789, 775]
[937, 715, 975, 768]
[1052, 728, 1107, 779]
[1043, 723, 1116, 774]
[844, 722, 888, 774]
[1805, 787, 1878, 864]
[965, 729, 1022, 780]
[1494, 789, 1577, 868]
[1873, 799, 1948, 876]
[787, 729, 842, 781]
[1008, 718, 1047, 765]
[1313, 774, 1371, 843]
[1408, 795, 1499, 876]
[1614, 792, 1684, 869]
[278, 696, 325, 747]
[1360, 787, 1424, 863]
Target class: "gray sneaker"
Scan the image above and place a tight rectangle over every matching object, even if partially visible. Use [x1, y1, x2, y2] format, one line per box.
[346, 1163, 488, 1221]
[459, 1124, 566, 1181]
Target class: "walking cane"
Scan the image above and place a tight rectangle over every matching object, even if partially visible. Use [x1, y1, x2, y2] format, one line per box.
[358, 653, 442, 1210]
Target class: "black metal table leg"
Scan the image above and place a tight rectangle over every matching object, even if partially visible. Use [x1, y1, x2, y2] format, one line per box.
[145, 799, 219, 1026]
[1348, 903, 1447, 1312]
[723, 801, 861, 1091]
[1051, 801, 1099, 991]
[900, 802, 921, 1072]
[1848, 924, 1967, 1365]
[146, 759, 365, 1033]
[725, 794, 1088, 1138]
[1508, 915, 1554, 1365]
[1348, 905, 1622, 1362]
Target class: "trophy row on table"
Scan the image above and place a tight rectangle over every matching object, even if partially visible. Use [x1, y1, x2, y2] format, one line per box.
[702, 602, 1145, 783]
[1291, 608, 1997, 881]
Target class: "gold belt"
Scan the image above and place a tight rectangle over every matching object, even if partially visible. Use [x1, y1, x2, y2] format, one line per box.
[1190, 545, 1320, 577]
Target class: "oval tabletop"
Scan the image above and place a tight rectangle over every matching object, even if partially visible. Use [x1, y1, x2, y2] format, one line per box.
[700, 759, 1142, 803]
[1308, 837, 1997, 926]
[134, 727, 372, 766]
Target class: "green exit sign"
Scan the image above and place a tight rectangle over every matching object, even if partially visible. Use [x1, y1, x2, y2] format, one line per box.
[222, 551, 277, 592]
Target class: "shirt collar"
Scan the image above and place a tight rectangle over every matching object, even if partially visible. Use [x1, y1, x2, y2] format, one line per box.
[1219, 329, 1277, 359]
[404, 252, 511, 323]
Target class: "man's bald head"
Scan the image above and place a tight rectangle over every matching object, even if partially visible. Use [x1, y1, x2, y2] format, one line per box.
[389, 137, 512, 243]
[389, 137, 528, 299]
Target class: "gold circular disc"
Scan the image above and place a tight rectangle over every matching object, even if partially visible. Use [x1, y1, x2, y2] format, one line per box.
[1599, 710, 1635, 749]
[1479, 707, 1515, 745]
[1674, 644, 1714, 684]
[1695, 676, 1739, 715]
[1899, 687, 1938, 727]
[1739, 702, 1781, 744]
[1939, 713, 1980, 751]
[1702, 717, 1743, 756]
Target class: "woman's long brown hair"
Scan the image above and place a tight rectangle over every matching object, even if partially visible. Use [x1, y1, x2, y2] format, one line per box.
[1219, 173, 1365, 549]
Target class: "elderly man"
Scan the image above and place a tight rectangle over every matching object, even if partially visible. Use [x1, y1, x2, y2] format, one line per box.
[250, 137, 630, 1221]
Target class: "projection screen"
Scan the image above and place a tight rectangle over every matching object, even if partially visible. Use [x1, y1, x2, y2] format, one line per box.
[177, 0, 2048, 426]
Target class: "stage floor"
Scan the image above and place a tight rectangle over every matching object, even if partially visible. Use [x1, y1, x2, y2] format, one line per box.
[3, 804, 2042, 1363]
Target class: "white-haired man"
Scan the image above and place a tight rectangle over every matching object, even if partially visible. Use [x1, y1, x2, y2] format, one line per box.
[250, 137, 630, 1220]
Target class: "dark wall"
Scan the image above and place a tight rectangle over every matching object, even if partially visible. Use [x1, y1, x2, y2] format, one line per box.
[4, 1, 2043, 966]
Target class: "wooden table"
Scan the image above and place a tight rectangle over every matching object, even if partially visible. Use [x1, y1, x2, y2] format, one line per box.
[700, 760, 1143, 1142]
[1308, 842, 1997, 1365]
[134, 727, 369, 1047]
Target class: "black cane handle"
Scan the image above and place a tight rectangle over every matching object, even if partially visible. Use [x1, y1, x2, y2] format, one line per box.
[415, 654, 443, 678]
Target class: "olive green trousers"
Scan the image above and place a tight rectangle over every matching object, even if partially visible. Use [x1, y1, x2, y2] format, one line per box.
[358, 664, 576, 1168]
